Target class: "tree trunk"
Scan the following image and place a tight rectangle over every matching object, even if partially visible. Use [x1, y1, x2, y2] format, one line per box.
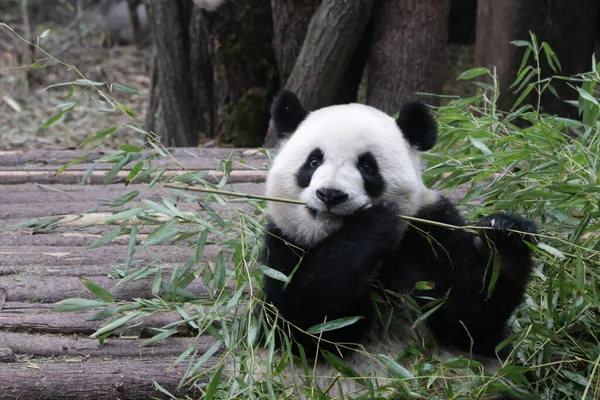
[263, 0, 375, 146]
[270, 0, 321, 84]
[367, 0, 451, 114]
[147, 0, 212, 147]
[286, 0, 375, 110]
[448, 0, 477, 44]
[202, 0, 277, 147]
[475, 0, 599, 115]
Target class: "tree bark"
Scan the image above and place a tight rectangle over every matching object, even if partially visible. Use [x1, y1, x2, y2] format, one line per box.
[203, 0, 277, 147]
[286, 0, 375, 110]
[475, 0, 599, 115]
[147, 0, 212, 147]
[448, 0, 477, 44]
[367, 0, 451, 114]
[270, 0, 321, 84]
[263, 0, 375, 146]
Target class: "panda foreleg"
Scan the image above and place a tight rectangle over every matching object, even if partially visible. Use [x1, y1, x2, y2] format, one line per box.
[428, 213, 537, 357]
[263, 201, 405, 353]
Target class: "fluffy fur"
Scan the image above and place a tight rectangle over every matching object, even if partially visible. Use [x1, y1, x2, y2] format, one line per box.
[260, 90, 537, 396]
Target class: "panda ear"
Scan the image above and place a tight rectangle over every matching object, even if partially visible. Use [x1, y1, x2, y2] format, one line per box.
[271, 90, 308, 139]
[396, 101, 438, 151]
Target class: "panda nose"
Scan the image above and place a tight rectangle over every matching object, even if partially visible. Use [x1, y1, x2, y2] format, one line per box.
[316, 188, 348, 206]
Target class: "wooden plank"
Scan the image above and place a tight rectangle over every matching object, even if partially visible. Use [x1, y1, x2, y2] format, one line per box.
[0, 169, 268, 185]
[0, 331, 210, 358]
[0, 147, 269, 167]
[0, 155, 270, 171]
[0, 182, 265, 199]
[0, 358, 206, 400]
[0, 244, 195, 268]
[0, 275, 211, 303]
[0, 302, 195, 336]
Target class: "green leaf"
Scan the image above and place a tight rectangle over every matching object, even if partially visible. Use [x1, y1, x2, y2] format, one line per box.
[89, 226, 123, 249]
[112, 82, 140, 96]
[259, 265, 290, 283]
[191, 340, 222, 371]
[87, 307, 118, 321]
[109, 190, 140, 207]
[205, 364, 224, 400]
[126, 162, 144, 185]
[118, 144, 143, 153]
[561, 370, 588, 386]
[376, 354, 415, 380]
[124, 224, 139, 272]
[140, 329, 178, 347]
[105, 207, 144, 223]
[91, 311, 147, 338]
[78, 127, 118, 148]
[80, 278, 115, 303]
[116, 101, 136, 117]
[537, 242, 567, 259]
[510, 40, 531, 47]
[55, 155, 89, 175]
[443, 357, 481, 369]
[213, 251, 225, 290]
[307, 316, 363, 335]
[321, 351, 367, 387]
[142, 219, 179, 247]
[486, 253, 502, 299]
[457, 67, 489, 80]
[469, 137, 492, 155]
[576, 87, 599, 106]
[74, 79, 105, 87]
[53, 298, 110, 312]
[414, 281, 435, 290]
[41, 105, 75, 128]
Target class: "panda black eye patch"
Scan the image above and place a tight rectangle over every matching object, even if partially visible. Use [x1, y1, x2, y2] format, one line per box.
[296, 148, 324, 188]
[357, 152, 385, 197]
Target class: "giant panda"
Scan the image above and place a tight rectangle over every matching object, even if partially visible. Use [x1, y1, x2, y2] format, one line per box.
[258, 90, 537, 397]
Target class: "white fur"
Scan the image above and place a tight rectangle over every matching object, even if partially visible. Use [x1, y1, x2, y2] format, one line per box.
[266, 103, 438, 247]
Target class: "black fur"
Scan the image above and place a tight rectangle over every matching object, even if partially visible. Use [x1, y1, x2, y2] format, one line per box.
[396, 101, 438, 151]
[357, 152, 385, 197]
[296, 148, 323, 188]
[262, 197, 536, 358]
[271, 90, 308, 138]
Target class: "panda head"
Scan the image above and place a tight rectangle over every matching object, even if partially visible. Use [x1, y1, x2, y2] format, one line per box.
[266, 90, 439, 246]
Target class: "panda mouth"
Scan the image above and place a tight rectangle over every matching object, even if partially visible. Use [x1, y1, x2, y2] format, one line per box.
[305, 205, 342, 219]
[305, 205, 319, 217]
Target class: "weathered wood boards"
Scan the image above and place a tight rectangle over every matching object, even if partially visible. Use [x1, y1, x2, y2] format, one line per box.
[0, 148, 266, 399]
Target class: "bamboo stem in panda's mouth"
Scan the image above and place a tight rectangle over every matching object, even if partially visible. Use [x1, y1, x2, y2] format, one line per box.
[163, 183, 306, 205]
[162, 183, 539, 237]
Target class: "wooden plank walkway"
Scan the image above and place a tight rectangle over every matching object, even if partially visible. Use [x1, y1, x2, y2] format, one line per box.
[0, 148, 270, 399]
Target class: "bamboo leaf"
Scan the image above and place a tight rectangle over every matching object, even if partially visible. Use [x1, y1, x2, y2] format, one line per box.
[307, 316, 362, 335]
[41, 105, 75, 128]
[457, 67, 489, 81]
[112, 82, 140, 96]
[80, 278, 115, 303]
[53, 298, 110, 312]
[78, 127, 118, 148]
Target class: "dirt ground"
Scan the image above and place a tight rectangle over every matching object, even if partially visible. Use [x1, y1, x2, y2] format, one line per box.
[0, 4, 474, 152]
[0, 3, 152, 152]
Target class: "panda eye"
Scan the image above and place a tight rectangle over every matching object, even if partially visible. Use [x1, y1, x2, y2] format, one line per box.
[360, 163, 373, 174]
[309, 157, 321, 168]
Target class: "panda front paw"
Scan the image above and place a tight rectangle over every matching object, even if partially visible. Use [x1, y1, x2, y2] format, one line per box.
[347, 200, 405, 245]
[475, 213, 537, 252]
